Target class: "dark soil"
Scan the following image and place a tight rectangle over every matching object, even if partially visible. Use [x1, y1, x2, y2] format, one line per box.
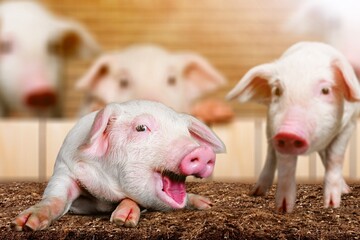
[1, 181, 359, 240]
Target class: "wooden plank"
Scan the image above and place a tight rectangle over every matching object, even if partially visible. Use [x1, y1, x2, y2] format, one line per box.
[46, 120, 76, 178]
[0, 120, 39, 180]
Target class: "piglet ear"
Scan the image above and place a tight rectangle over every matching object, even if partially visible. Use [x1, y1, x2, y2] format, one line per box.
[79, 104, 118, 157]
[76, 54, 114, 91]
[226, 63, 274, 105]
[183, 114, 226, 153]
[175, 53, 226, 100]
[53, 19, 101, 59]
[332, 57, 360, 101]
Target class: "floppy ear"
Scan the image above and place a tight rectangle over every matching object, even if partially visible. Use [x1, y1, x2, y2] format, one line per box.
[183, 114, 226, 153]
[79, 104, 118, 157]
[76, 54, 114, 90]
[53, 19, 100, 59]
[226, 63, 274, 105]
[175, 53, 226, 100]
[332, 56, 360, 101]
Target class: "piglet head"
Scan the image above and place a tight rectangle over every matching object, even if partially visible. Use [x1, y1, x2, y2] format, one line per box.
[153, 113, 225, 209]
[227, 42, 360, 155]
[79, 100, 225, 210]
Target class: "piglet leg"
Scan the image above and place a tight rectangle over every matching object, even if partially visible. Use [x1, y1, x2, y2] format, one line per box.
[110, 198, 141, 228]
[319, 151, 350, 195]
[275, 154, 297, 213]
[186, 193, 212, 210]
[11, 171, 81, 231]
[250, 145, 277, 196]
[11, 197, 68, 231]
[322, 122, 354, 208]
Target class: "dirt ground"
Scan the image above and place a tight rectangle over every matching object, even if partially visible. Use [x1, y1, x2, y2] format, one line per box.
[0, 181, 359, 240]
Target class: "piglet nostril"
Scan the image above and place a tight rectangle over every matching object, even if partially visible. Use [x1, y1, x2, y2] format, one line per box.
[294, 140, 304, 148]
[190, 158, 198, 163]
[278, 140, 286, 148]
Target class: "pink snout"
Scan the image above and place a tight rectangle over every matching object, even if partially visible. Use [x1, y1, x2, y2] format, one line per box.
[179, 145, 216, 178]
[273, 132, 309, 155]
[21, 67, 57, 109]
[24, 88, 57, 108]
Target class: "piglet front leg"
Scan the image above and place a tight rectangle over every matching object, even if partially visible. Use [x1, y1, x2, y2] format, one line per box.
[186, 193, 212, 210]
[11, 197, 68, 231]
[250, 145, 277, 196]
[11, 170, 81, 231]
[322, 122, 354, 208]
[110, 198, 141, 228]
[276, 154, 297, 213]
[109, 193, 211, 228]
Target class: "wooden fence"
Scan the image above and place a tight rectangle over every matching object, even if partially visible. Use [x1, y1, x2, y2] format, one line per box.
[1, 118, 358, 182]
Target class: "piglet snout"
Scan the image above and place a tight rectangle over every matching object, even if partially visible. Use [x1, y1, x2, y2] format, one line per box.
[22, 70, 57, 108]
[25, 89, 57, 108]
[273, 132, 309, 155]
[180, 145, 215, 178]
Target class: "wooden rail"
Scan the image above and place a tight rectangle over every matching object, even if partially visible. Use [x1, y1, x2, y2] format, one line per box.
[0, 118, 358, 182]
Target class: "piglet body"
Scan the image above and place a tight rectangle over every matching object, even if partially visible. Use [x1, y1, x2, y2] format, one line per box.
[228, 42, 360, 213]
[12, 100, 225, 231]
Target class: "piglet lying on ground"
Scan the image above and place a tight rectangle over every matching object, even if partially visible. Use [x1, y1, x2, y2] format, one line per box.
[227, 42, 360, 213]
[12, 100, 225, 231]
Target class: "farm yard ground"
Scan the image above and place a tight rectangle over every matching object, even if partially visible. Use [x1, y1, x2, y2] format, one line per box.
[1, 181, 359, 239]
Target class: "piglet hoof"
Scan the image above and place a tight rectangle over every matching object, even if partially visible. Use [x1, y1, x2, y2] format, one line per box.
[275, 198, 294, 214]
[187, 193, 212, 210]
[110, 198, 141, 228]
[249, 183, 269, 197]
[341, 179, 351, 194]
[11, 205, 52, 231]
[324, 190, 341, 209]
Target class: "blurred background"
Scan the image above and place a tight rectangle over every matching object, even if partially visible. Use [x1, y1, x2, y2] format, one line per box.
[0, 0, 359, 182]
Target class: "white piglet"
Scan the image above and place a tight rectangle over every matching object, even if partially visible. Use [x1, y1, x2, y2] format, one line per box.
[227, 42, 360, 213]
[286, 0, 360, 76]
[12, 100, 225, 231]
[0, 0, 99, 116]
[76, 44, 226, 116]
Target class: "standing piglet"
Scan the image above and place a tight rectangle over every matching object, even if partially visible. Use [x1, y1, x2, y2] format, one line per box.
[227, 42, 360, 213]
[76, 44, 233, 123]
[12, 100, 225, 231]
[0, 0, 99, 117]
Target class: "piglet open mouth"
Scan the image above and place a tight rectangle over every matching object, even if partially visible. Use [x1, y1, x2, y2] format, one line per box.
[156, 170, 187, 209]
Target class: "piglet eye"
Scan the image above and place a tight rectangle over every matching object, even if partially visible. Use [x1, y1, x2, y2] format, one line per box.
[136, 124, 148, 132]
[167, 76, 177, 86]
[0, 40, 13, 54]
[273, 86, 282, 97]
[119, 78, 129, 89]
[321, 87, 330, 95]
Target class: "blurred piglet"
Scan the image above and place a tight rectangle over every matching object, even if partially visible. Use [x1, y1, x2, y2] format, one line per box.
[12, 100, 225, 230]
[287, 0, 360, 76]
[76, 44, 234, 123]
[0, 0, 99, 117]
[227, 42, 360, 213]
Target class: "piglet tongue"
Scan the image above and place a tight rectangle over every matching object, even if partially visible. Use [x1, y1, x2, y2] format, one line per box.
[162, 175, 186, 204]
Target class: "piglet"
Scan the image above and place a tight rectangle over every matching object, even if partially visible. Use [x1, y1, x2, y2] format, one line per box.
[75, 44, 232, 123]
[227, 42, 360, 213]
[0, 0, 99, 117]
[286, 0, 360, 76]
[11, 100, 225, 231]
